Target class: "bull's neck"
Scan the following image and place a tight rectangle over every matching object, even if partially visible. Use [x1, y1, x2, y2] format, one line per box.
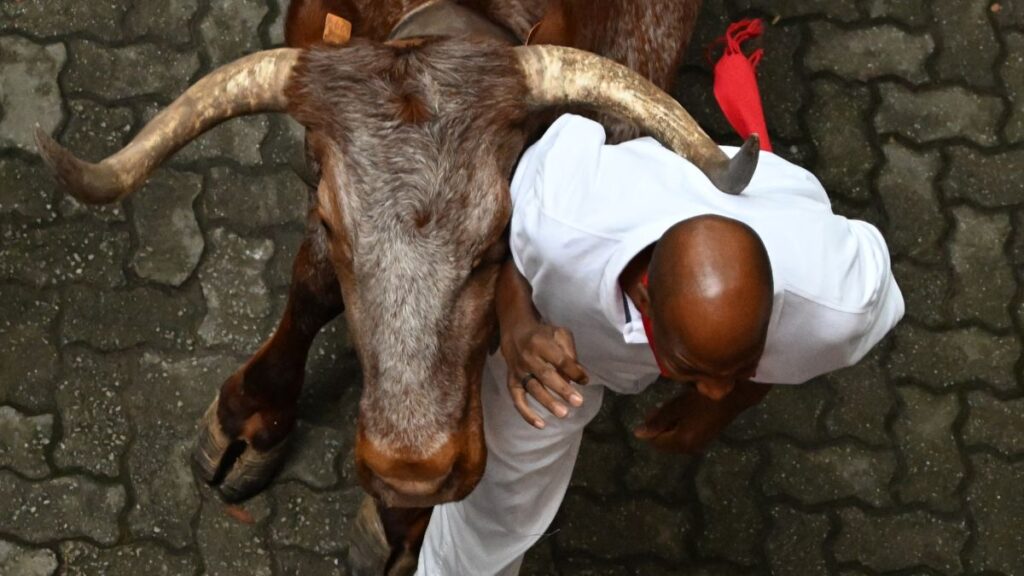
[388, 0, 520, 45]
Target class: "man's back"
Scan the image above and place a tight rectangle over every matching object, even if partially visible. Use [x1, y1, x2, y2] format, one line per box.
[509, 114, 904, 385]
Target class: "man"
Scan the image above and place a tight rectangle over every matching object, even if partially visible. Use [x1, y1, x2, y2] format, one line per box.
[416, 113, 905, 574]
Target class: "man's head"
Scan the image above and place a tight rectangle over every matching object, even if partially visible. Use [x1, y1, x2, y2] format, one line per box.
[645, 215, 773, 399]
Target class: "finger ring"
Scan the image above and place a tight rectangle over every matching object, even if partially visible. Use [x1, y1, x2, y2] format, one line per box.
[519, 372, 537, 388]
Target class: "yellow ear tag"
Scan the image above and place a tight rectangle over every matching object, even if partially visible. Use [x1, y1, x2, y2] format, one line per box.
[323, 13, 353, 46]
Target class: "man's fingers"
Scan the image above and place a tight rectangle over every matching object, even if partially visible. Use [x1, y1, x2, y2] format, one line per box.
[537, 366, 584, 408]
[552, 328, 589, 385]
[526, 377, 569, 418]
[508, 375, 546, 429]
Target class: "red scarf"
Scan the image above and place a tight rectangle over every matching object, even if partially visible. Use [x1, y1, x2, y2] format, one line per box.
[709, 18, 773, 152]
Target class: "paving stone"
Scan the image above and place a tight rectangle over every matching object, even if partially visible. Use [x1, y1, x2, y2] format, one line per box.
[0, 286, 60, 412]
[65, 40, 200, 101]
[267, 228, 307, 289]
[62, 285, 202, 351]
[0, 158, 57, 222]
[618, 383, 697, 503]
[124, 0, 202, 48]
[203, 167, 309, 230]
[1006, 33, 1024, 142]
[557, 492, 691, 564]
[0, 37, 66, 152]
[197, 492, 274, 576]
[966, 453, 1024, 574]
[261, 113, 307, 170]
[0, 471, 125, 544]
[269, 483, 363, 555]
[931, 0, 1000, 88]
[888, 324, 1019, 391]
[0, 407, 52, 480]
[994, 1, 1024, 27]
[859, 0, 932, 26]
[725, 382, 829, 444]
[732, 0, 860, 21]
[61, 99, 134, 164]
[695, 445, 762, 564]
[60, 540, 197, 576]
[130, 170, 205, 286]
[877, 142, 945, 262]
[806, 23, 933, 83]
[756, 24, 804, 141]
[172, 115, 271, 166]
[557, 556, 686, 576]
[0, 219, 129, 287]
[199, 0, 270, 65]
[198, 228, 276, 350]
[0, 540, 58, 576]
[278, 420, 348, 489]
[949, 206, 1015, 328]
[763, 441, 896, 507]
[53, 349, 131, 477]
[268, 0, 289, 47]
[964, 391, 1024, 454]
[834, 508, 968, 572]
[892, 386, 963, 511]
[58, 195, 127, 224]
[124, 353, 237, 548]
[569, 434, 628, 497]
[273, 548, 347, 576]
[0, 0, 130, 38]
[824, 349, 894, 446]
[876, 83, 1003, 145]
[944, 146, 1024, 208]
[892, 261, 951, 328]
[808, 79, 875, 202]
[765, 505, 830, 576]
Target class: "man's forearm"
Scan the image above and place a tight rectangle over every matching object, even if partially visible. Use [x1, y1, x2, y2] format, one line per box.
[495, 258, 542, 339]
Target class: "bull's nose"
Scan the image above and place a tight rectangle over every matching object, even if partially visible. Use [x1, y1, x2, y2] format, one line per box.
[377, 471, 451, 497]
[357, 436, 459, 499]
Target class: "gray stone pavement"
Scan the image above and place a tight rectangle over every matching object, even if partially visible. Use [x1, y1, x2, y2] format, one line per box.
[1, 0, 1022, 574]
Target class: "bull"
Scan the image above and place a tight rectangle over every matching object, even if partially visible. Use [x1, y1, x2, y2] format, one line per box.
[36, 0, 758, 568]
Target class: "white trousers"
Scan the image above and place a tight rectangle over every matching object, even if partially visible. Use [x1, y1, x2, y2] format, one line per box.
[416, 354, 607, 575]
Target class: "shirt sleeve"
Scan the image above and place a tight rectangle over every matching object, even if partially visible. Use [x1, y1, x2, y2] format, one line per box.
[756, 219, 905, 385]
[509, 114, 606, 213]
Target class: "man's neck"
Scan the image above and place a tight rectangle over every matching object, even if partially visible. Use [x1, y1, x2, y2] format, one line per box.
[620, 244, 655, 314]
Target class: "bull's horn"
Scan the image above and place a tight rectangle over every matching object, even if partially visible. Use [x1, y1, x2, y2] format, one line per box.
[36, 48, 300, 204]
[514, 45, 759, 195]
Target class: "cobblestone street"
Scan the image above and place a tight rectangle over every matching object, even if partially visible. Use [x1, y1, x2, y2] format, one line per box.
[2, 0, 1023, 574]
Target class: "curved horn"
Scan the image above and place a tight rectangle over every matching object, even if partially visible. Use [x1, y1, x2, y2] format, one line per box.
[514, 45, 759, 195]
[36, 48, 301, 204]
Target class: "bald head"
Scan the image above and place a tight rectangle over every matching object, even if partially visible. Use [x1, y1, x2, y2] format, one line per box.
[647, 215, 773, 376]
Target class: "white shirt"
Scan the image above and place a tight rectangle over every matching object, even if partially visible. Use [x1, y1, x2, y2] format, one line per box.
[508, 114, 904, 389]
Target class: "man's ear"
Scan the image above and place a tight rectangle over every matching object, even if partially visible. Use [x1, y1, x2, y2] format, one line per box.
[635, 281, 652, 316]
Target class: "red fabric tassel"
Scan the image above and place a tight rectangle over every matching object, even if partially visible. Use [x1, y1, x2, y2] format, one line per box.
[709, 19, 773, 152]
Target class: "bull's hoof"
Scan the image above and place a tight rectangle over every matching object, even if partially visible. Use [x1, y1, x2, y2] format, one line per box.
[347, 496, 391, 575]
[192, 395, 290, 502]
[346, 496, 419, 576]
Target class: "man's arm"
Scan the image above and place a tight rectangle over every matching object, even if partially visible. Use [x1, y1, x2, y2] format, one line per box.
[495, 257, 590, 429]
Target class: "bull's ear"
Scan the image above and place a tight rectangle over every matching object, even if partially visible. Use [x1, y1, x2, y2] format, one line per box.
[526, 4, 571, 47]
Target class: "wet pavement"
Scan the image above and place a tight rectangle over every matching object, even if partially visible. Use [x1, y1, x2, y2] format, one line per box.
[1, 0, 1023, 574]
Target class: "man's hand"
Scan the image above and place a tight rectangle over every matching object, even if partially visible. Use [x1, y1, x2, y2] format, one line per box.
[501, 323, 589, 429]
[634, 380, 772, 453]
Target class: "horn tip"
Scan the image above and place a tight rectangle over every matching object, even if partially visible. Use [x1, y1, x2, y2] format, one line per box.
[714, 135, 760, 195]
[34, 126, 122, 205]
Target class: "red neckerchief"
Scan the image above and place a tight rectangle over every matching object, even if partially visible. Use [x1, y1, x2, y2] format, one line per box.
[708, 18, 773, 152]
[639, 271, 671, 377]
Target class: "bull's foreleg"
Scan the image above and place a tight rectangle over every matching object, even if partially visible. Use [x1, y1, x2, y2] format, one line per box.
[193, 235, 343, 501]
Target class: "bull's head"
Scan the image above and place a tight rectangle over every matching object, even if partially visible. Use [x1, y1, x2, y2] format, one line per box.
[36, 38, 758, 507]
